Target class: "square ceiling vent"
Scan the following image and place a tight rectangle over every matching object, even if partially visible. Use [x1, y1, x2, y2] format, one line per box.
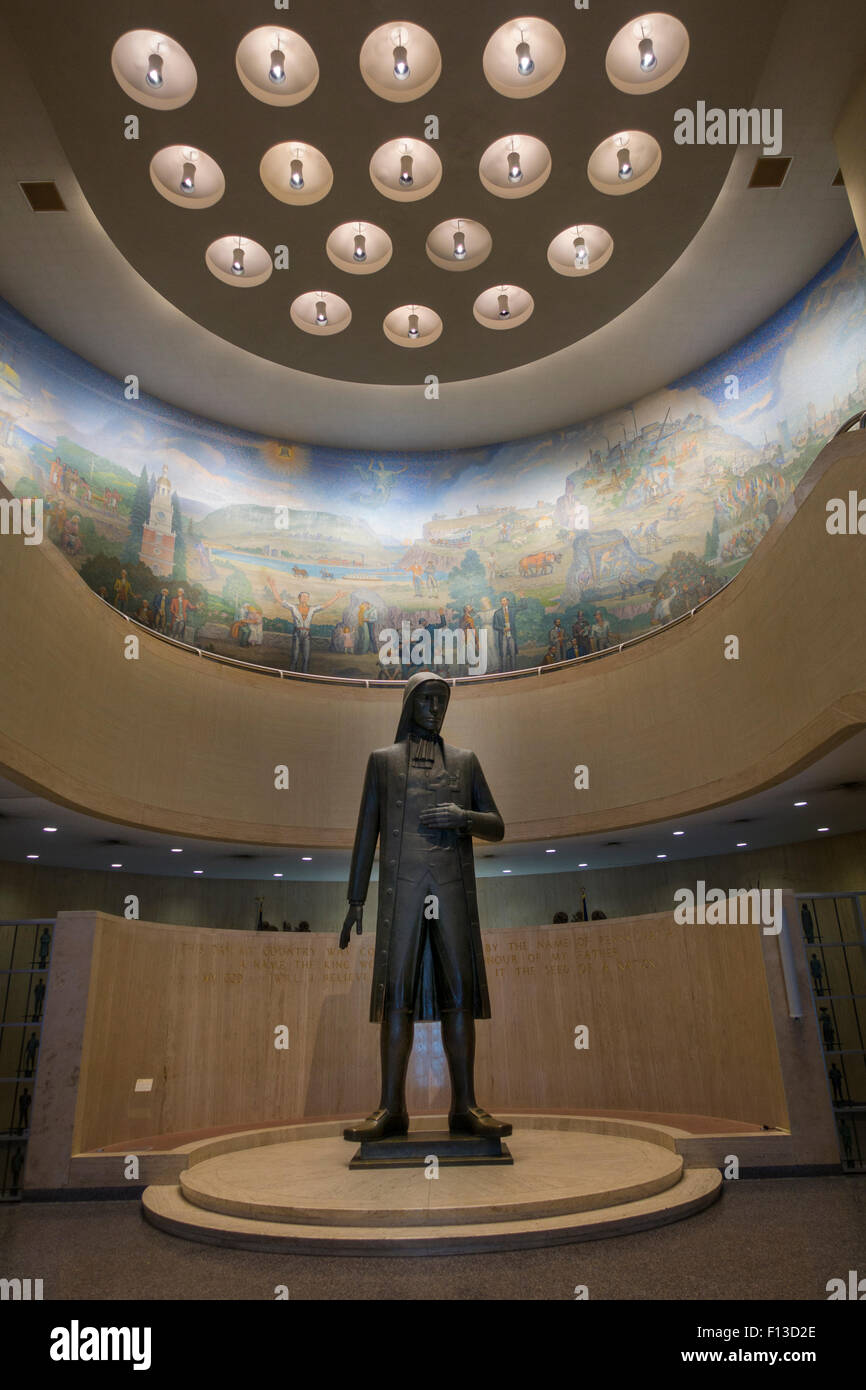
[19, 180, 66, 211]
[748, 157, 791, 189]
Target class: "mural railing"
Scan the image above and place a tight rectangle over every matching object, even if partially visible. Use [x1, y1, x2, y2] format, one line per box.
[99, 581, 731, 689]
[834, 409, 866, 435]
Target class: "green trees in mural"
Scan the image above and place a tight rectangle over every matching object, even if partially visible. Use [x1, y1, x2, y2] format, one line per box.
[704, 514, 720, 560]
[123, 466, 150, 563]
[447, 549, 491, 612]
[171, 493, 187, 581]
[221, 566, 253, 609]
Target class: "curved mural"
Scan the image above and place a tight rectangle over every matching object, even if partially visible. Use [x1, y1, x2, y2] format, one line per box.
[0, 236, 864, 679]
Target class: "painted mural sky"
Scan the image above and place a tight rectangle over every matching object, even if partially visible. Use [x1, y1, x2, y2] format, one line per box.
[0, 234, 864, 678]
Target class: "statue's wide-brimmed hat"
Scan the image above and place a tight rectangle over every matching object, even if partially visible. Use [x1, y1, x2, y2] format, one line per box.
[395, 669, 451, 741]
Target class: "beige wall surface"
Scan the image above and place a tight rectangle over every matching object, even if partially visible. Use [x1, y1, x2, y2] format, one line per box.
[1, 434, 865, 847]
[836, 68, 866, 257]
[3, 829, 866, 932]
[58, 910, 788, 1156]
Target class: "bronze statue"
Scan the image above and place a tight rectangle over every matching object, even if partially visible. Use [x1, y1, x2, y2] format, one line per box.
[340, 670, 511, 1142]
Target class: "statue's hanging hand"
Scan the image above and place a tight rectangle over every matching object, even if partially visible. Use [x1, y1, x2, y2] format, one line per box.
[339, 902, 363, 949]
[419, 802, 469, 829]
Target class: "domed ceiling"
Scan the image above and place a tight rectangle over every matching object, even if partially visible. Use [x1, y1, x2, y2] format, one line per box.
[7, 0, 785, 386]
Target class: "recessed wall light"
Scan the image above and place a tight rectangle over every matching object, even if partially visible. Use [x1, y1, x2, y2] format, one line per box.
[736, 842, 748, 847]
[794, 800, 807, 807]
[302, 856, 312, 861]
[578, 862, 588, 868]
[171, 848, 183, 854]
[43, 826, 57, 833]
[111, 863, 122, 868]
[657, 853, 667, 859]
[194, 869, 203, 874]
[817, 827, 829, 833]
[546, 848, 556, 854]
[274, 872, 284, 878]
[502, 869, 512, 874]
[673, 830, 684, 836]
[26, 854, 38, 860]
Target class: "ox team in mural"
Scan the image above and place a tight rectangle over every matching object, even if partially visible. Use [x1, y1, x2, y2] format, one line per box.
[0, 238, 864, 678]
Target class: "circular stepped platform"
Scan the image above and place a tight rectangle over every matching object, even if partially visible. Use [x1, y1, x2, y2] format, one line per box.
[142, 1116, 722, 1254]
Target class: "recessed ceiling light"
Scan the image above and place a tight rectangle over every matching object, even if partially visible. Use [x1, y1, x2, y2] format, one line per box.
[274, 872, 284, 878]
[817, 827, 829, 832]
[393, 41, 409, 80]
[546, 848, 556, 853]
[507, 150, 522, 182]
[230, 244, 245, 276]
[180, 159, 196, 192]
[794, 800, 807, 807]
[408, 311, 420, 338]
[657, 853, 667, 859]
[268, 46, 286, 85]
[171, 848, 183, 854]
[502, 869, 512, 874]
[290, 156, 304, 189]
[353, 230, 367, 262]
[516, 38, 534, 76]
[617, 145, 633, 180]
[638, 34, 657, 72]
[452, 228, 467, 259]
[26, 854, 38, 860]
[497, 292, 511, 319]
[111, 863, 122, 868]
[194, 869, 203, 875]
[301, 856, 312, 861]
[573, 233, 588, 268]
[315, 299, 328, 325]
[399, 152, 414, 186]
[43, 826, 57, 833]
[673, 830, 685, 836]
[578, 862, 588, 868]
[736, 842, 748, 847]
[146, 49, 164, 88]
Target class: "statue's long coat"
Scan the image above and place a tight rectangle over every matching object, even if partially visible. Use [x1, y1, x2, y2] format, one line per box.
[347, 673, 504, 1023]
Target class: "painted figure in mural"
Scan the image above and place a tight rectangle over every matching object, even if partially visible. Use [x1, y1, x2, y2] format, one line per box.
[549, 618, 566, 661]
[591, 610, 611, 652]
[113, 568, 133, 611]
[61, 514, 82, 557]
[425, 559, 438, 595]
[170, 588, 197, 641]
[151, 588, 170, 632]
[408, 562, 424, 595]
[280, 589, 347, 672]
[572, 610, 591, 657]
[340, 670, 511, 1141]
[493, 596, 518, 672]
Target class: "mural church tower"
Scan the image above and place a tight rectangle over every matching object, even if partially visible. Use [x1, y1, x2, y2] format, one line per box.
[139, 463, 176, 575]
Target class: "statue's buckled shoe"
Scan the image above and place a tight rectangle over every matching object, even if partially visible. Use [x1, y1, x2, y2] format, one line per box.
[448, 1106, 512, 1138]
[343, 1108, 409, 1142]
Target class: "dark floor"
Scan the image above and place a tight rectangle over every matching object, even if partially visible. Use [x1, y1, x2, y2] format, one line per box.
[2, 1176, 865, 1300]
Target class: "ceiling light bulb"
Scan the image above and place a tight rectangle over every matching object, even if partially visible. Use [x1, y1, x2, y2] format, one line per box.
[269, 47, 286, 84]
[573, 235, 588, 267]
[453, 229, 467, 259]
[408, 312, 420, 338]
[498, 293, 511, 319]
[516, 40, 535, 76]
[638, 36, 657, 71]
[180, 161, 196, 192]
[290, 157, 304, 189]
[393, 43, 409, 79]
[315, 299, 328, 325]
[145, 51, 164, 88]
[507, 150, 522, 182]
[617, 146, 633, 180]
[353, 232, 367, 262]
[399, 153, 414, 186]
[230, 246, 245, 276]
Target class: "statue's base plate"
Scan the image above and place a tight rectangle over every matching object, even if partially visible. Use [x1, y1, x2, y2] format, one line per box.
[348, 1130, 513, 1169]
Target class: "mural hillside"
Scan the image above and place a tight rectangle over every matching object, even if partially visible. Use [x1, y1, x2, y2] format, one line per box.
[0, 235, 864, 678]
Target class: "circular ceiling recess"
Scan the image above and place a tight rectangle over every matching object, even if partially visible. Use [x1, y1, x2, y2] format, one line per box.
[260, 141, 334, 206]
[291, 291, 352, 335]
[482, 16, 566, 98]
[326, 222, 393, 275]
[547, 223, 614, 277]
[479, 134, 552, 198]
[149, 146, 225, 209]
[235, 26, 319, 106]
[111, 29, 197, 109]
[473, 284, 534, 330]
[370, 137, 443, 201]
[587, 130, 662, 194]
[359, 21, 442, 102]
[64, 4, 758, 386]
[605, 12, 690, 95]
[426, 219, 492, 271]
[206, 237, 273, 287]
[383, 304, 442, 347]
